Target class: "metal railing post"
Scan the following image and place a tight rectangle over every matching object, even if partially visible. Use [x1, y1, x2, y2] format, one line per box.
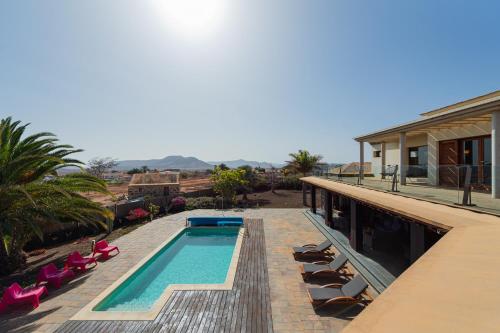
[391, 165, 399, 192]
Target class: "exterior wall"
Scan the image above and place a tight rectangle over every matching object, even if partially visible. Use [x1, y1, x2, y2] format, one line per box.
[427, 121, 491, 185]
[128, 184, 180, 200]
[370, 134, 428, 178]
[370, 143, 383, 176]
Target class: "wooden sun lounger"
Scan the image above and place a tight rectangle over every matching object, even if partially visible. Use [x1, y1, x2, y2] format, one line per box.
[292, 240, 334, 260]
[307, 275, 370, 310]
[301, 253, 351, 281]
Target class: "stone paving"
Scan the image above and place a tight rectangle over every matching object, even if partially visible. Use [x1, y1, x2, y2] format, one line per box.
[0, 209, 369, 333]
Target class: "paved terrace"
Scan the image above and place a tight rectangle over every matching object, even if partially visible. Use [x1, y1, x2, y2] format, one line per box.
[303, 176, 500, 333]
[1, 209, 368, 333]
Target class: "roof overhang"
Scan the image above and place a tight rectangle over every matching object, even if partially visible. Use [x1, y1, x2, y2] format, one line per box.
[355, 91, 500, 143]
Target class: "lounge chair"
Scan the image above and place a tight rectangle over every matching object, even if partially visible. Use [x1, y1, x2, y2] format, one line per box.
[64, 251, 97, 272]
[36, 263, 75, 289]
[301, 253, 350, 281]
[93, 240, 120, 260]
[293, 240, 333, 260]
[307, 275, 369, 310]
[0, 283, 48, 312]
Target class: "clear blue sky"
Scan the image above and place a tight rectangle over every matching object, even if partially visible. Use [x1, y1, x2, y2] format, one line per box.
[1, 0, 499, 164]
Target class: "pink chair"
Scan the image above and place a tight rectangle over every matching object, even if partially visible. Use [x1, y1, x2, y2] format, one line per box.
[64, 251, 97, 272]
[93, 240, 120, 260]
[0, 283, 48, 312]
[36, 264, 75, 289]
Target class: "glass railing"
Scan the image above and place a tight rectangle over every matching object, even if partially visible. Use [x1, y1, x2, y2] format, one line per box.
[313, 164, 499, 215]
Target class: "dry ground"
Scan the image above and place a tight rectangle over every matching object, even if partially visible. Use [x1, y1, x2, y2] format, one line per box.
[237, 190, 303, 208]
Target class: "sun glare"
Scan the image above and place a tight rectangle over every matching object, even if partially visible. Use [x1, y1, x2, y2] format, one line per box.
[151, 0, 228, 39]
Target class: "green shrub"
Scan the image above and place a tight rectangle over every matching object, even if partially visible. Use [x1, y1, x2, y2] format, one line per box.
[185, 197, 215, 210]
[277, 175, 302, 190]
[251, 175, 270, 191]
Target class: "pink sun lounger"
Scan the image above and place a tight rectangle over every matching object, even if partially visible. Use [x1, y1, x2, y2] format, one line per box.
[0, 283, 48, 312]
[93, 240, 120, 260]
[64, 251, 97, 272]
[36, 263, 75, 289]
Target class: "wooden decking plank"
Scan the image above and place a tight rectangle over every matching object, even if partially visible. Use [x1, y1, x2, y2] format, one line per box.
[175, 291, 200, 332]
[166, 291, 195, 332]
[185, 290, 212, 332]
[151, 291, 183, 333]
[178, 291, 206, 333]
[200, 290, 222, 333]
[212, 290, 230, 332]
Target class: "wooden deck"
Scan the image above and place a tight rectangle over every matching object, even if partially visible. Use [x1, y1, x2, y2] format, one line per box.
[55, 219, 273, 333]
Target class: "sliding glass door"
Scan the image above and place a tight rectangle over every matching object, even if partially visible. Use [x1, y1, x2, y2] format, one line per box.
[460, 136, 491, 189]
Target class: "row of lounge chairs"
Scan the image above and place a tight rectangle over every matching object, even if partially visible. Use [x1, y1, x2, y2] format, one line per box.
[292, 240, 370, 311]
[0, 240, 119, 313]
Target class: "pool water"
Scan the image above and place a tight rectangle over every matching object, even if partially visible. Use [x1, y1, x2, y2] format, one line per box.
[94, 227, 240, 312]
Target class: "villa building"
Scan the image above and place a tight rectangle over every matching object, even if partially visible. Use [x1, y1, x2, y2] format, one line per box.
[296, 91, 500, 333]
[127, 171, 180, 199]
[356, 90, 500, 198]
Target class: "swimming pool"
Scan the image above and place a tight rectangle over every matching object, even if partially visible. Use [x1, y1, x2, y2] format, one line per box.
[73, 221, 244, 320]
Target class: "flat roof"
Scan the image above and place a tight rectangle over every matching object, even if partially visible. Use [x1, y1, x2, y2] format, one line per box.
[302, 177, 500, 333]
[355, 90, 500, 142]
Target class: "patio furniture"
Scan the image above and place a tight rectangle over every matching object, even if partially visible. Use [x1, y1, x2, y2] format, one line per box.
[292, 240, 333, 260]
[0, 283, 48, 312]
[64, 251, 97, 272]
[307, 274, 369, 310]
[93, 239, 120, 259]
[125, 208, 150, 222]
[36, 263, 75, 289]
[301, 253, 350, 281]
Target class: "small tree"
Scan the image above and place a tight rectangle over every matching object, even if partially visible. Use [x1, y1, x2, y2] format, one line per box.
[211, 166, 248, 204]
[148, 203, 160, 221]
[141, 165, 150, 173]
[217, 163, 230, 171]
[127, 168, 142, 175]
[237, 165, 256, 200]
[87, 157, 118, 179]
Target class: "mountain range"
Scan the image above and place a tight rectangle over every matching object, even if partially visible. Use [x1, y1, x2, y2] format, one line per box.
[113, 155, 284, 171]
[207, 159, 284, 169]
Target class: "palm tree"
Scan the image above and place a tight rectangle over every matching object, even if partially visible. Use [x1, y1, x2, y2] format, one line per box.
[0, 117, 112, 275]
[286, 150, 323, 176]
[286, 150, 323, 205]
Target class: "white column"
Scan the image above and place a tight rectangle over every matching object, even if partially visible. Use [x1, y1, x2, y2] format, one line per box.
[427, 134, 438, 186]
[381, 142, 386, 179]
[399, 132, 407, 185]
[359, 141, 365, 179]
[492, 111, 500, 199]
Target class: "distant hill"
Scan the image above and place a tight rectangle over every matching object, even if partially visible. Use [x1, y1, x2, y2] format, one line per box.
[115, 155, 214, 171]
[208, 159, 284, 169]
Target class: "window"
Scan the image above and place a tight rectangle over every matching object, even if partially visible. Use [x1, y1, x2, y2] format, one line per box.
[373, 150, 381, 158]
[407, 146, 428, 177]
